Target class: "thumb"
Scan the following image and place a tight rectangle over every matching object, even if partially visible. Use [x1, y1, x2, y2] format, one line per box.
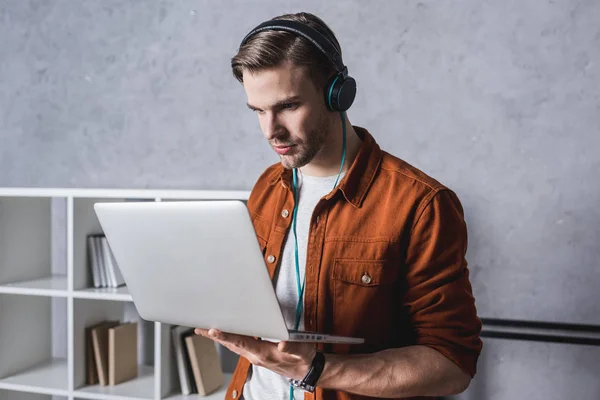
[278, 340, 295, 353]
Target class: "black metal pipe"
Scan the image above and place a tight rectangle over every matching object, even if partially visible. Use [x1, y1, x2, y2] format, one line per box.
[480, 317, 600, 346]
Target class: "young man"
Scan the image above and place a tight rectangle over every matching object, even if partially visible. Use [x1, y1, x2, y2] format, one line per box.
[195, 12, 483, 400]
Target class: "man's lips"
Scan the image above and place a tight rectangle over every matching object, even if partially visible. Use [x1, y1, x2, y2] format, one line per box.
[273, 144, 295, 155]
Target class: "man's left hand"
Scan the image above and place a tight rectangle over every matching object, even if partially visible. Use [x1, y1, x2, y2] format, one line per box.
[195, 328, 316, 381]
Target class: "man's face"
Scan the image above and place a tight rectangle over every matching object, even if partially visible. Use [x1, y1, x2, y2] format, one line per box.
[243, 62, 330, 170]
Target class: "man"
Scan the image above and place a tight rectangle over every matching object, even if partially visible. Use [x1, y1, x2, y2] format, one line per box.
[195, 12, 483, 400]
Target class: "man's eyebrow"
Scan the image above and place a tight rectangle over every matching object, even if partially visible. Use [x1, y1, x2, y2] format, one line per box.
[247, 95, 302, 111]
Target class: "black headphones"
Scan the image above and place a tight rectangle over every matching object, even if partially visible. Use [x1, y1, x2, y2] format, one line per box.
[239, 19, 357, 113]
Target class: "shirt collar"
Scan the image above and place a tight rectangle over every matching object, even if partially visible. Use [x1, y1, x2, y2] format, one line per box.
[268, 126, 383, 208]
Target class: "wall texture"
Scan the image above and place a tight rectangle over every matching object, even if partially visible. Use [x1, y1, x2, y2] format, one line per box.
[2, 0, 599, 398]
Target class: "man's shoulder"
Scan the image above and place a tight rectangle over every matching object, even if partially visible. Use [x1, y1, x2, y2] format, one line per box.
[378, 150, 448, 194]
[373, 151, 464, 225]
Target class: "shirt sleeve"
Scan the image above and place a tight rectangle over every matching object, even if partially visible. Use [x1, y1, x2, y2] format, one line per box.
[403, 188, 483, 377]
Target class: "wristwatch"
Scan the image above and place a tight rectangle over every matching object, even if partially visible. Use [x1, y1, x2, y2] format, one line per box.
[288, 350, 326, 393]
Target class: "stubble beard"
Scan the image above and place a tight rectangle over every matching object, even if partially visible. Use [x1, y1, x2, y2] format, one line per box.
[280, 114, 329, 170]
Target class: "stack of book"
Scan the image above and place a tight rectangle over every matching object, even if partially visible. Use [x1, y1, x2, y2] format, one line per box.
[171, 326, 224, 396]
[86, 320, 138, 386]
[87, 234, 126, 288]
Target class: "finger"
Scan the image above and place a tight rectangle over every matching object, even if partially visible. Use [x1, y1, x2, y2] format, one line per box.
[211, 335, 272, 366]
[210, 330, 257, 350]
[198, 330, 252, 356]
[208, 328, 222, 338]
[215, 338, 244, 354]
[277, 340, 312, 356]
[277, 340, 294, 353]
[212, 338, 258, 362]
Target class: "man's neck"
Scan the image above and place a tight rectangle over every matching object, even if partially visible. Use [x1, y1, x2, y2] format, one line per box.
[299, 120, 362, 177]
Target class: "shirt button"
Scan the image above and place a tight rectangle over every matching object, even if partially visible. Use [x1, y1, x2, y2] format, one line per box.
[361, 273, 372, 284]
[232, 389, 238, 398]
[267, 255, 276, 263]
[281, 209, 289, 218]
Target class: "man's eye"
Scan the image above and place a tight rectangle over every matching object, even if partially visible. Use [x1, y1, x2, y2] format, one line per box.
[282, 103, 296, 110]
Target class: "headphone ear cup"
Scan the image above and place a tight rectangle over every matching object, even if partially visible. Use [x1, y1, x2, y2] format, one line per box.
[325, 74, 356, 112]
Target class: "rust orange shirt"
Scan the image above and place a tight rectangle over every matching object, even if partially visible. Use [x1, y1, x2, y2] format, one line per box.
[226, 126, 483, 400]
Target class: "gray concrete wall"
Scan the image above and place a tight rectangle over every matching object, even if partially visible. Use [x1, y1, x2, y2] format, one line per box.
[2, 1, 599, 398]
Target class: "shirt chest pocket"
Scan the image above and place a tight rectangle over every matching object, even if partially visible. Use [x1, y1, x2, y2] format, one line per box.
[332, 259, 398, 344]
[333, 259, 396, 286]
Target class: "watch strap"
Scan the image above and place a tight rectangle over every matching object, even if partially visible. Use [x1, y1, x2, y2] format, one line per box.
[288, 350, 326, 393]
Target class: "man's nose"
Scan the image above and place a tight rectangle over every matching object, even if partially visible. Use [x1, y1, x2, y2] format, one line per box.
[263, 112, 284, 141]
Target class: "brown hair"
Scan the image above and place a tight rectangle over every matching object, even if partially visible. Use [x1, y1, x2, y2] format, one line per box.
[231, 12, 342, 91]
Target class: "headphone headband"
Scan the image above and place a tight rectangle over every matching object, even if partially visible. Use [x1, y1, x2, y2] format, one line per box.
[238, 18, 356, 112]
[239, 19, 347, 77]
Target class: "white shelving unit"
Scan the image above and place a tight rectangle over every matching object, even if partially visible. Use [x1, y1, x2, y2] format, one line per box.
[0, 188, 250, 400]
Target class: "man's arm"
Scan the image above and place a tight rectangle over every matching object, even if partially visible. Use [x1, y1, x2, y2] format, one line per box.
[195, 329, 472, 398]
[318, 345, 471, 398]
[316, 188, 482, 397]
[399, 188, 483, 381]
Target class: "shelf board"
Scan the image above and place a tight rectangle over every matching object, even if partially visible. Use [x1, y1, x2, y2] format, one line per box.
[0, 187, 250, 200]
[0, 275, 68, 297]
[164, 373, 233, 399]
[73, 285, 132, 301]
[74, 364, 154, 400]
[0, 358, 68, 396]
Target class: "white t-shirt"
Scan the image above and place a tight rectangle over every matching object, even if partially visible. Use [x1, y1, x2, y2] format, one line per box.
[242, 170, 345, 400]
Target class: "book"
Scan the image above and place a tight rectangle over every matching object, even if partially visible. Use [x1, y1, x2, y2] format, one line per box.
[100, 236, 115, 287]
[100, 236, 125, 288]
[87, 234, 126, 288]
[108, 322, 138, 385]
[171, 326, 194, 395]
[90, 320, 120, 386]
[184, 333, 224, 395]
[107, 239, 126, 287]
[86, 320, 117, 384]
[182, 329, 198, 394]
[87, 235, 101, 288]
[95, 236, 108, 288]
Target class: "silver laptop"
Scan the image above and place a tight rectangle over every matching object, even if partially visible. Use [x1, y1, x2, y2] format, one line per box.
[94, 200, 363, 344]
